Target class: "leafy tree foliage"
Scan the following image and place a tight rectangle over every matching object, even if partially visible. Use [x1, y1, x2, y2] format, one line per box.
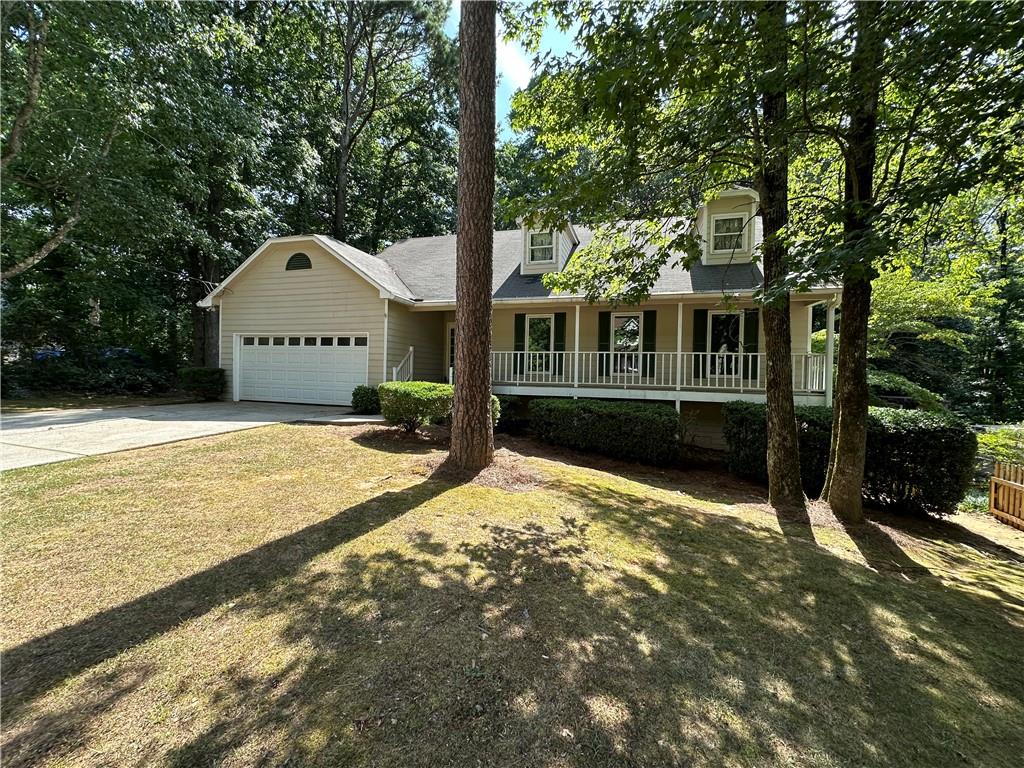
[1, 0, 459, 376]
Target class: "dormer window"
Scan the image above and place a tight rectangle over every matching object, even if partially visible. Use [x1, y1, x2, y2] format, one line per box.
[527, 231, 555, 263]
[711, 215, 745, 254]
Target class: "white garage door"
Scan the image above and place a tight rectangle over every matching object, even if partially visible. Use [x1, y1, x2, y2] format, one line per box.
[237, 334, 369, 406]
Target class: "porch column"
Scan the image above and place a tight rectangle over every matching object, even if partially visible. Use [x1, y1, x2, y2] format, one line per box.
[675, 302, 683, 391]
[573, 304, 580, 394]
[824, 297, 836, 403]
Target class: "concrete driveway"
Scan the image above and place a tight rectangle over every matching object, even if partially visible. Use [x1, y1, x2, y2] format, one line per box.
[0, 401, 381, 471]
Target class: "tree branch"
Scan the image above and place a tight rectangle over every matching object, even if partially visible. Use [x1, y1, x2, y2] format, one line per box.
[2, 8, 48, 172]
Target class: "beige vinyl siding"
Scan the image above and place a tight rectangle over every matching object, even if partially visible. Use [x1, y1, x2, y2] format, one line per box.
[219, 241, 386, 393]
[387, 303, 445, 382]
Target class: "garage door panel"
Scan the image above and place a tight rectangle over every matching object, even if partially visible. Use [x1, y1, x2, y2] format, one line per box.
[237, 334, 368, 406]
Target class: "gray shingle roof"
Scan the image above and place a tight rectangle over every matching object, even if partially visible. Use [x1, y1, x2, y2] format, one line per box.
[375, 228, 764, 303]
[315, 235, 417, 301]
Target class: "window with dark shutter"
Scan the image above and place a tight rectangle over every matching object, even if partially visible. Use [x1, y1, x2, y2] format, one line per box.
[285, 253, 312, 270]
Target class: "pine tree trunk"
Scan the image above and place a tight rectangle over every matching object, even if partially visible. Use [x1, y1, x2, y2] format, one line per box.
[756, 0, 804, 511]
[823, 1, 885, 522]
[449, 0, 496, 471]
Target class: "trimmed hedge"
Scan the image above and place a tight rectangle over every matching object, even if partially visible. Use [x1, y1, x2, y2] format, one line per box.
[379, 381, 453, 432]
[351, 385, 380, 414]
[378, 381, 500, 433]
[178, 367, 224, 401]
[495, 395, 530, 434]
[529, 398, 679, 466]
[722, 401, 977, 516]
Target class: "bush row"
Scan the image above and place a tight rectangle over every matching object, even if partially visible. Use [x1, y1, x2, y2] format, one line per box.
[2, 357, 173, 397]
[721, 401, 977, 516]
[529, 398, 680, 466]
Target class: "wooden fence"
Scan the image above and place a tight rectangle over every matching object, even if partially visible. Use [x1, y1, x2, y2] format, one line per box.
[990, 462, 1024, 531]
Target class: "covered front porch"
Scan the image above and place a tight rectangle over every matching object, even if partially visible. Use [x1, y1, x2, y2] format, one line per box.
[490, 350, 829, 404]
[478, 296, 837, 405]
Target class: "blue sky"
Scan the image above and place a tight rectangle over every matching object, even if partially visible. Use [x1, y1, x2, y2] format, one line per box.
[443, 1, 577, 139]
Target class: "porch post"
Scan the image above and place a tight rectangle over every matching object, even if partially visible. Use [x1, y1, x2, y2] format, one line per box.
[824, 297, 836, 403]
[573, 304, 580, 394]
[675, 302, 683, 391]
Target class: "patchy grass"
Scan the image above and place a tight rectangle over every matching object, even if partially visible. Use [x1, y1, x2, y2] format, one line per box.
[2, 424, 1023, 768]
[0, 392, 195, 413]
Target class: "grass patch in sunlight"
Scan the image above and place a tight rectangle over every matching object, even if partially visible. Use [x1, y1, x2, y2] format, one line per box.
[2, 424, 1023, 768]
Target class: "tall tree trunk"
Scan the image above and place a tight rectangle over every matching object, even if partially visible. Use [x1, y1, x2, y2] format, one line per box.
[756, 0, 804, 511]
[449, 0, 496, 471]
[823, 1, 885, 522]
[186, 246, 220, 368]
[333, 9, 356, 242]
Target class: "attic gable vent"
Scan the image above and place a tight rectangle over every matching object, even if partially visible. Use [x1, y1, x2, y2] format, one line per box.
[285, 252, 312, 270]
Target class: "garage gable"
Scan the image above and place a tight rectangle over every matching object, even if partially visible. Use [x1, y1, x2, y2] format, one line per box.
[199, 235, 415, 307]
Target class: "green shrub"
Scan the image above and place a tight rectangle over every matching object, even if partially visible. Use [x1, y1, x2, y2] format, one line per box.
[378, 381, 500, 433]
[867, 369, 945, 412]
[379, 381, 453, 432]
[489, 394, 501, 428]
[722, 401, 833, 494]
[862, 408, 977, 515]
[179, 367, 225, 401]
[495, 395, 530, 434]
[351, 385, 380, 414]
[529, 398, 679, 466]
[722, 401, 977, 516]
[5, 357, 172, 396]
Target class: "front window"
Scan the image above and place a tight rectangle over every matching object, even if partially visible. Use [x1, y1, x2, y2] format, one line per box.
[712, 215, 745, 253]
[528, 231, 555, 263]
[612, 314, 641, 373]
[709, 312, 742, 375]
[527, 315, 553, 372]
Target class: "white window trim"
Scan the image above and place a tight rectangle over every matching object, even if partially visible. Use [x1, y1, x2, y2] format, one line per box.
[707, 310, 745, 353]
[527, 230, 556, 264]
[611, 312, 643, 353]
[525, 314, 555, 352]
[445, 321, 456, 375]
[709, 213, 747, 255]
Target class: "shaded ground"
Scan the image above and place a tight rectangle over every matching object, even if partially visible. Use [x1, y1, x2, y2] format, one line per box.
[0, 392, 196, 413]
[2, 424, 1023, 767]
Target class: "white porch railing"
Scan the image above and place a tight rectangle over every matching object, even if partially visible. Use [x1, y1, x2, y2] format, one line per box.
[490, 351, 827, 393]
[392, 346, 414, 381]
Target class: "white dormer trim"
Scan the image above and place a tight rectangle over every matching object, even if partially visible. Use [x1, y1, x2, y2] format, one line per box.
[520, 222, 579, 276]
[699, 188, 760, 266]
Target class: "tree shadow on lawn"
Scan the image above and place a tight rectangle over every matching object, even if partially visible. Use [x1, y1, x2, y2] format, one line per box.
[161, 478, 1023, 767]
[0, 476, 454, 726]
[5, 452, 1024, 767]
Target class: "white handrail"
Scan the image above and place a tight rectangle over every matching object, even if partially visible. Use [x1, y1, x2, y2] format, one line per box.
[392, 346, 414, 381]
[489, 351, 827, 393]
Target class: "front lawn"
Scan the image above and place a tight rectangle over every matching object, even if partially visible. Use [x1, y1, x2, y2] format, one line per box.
[2, 425, 1023, 767]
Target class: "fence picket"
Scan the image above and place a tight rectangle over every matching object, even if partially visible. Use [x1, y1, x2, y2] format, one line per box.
[990, 462, 1024, 531]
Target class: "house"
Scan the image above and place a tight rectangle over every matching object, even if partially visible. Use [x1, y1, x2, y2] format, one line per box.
[198, 188, 839, 447]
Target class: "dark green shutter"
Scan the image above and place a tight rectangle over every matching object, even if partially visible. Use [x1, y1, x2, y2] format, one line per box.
[513, 313, 526, 374]
[553, 312, 566, 375]
[693, 309, 708, 378]
[642, 309, 657, 376]
[597, 311, 611, 376]
[743, 309, 759, 379]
